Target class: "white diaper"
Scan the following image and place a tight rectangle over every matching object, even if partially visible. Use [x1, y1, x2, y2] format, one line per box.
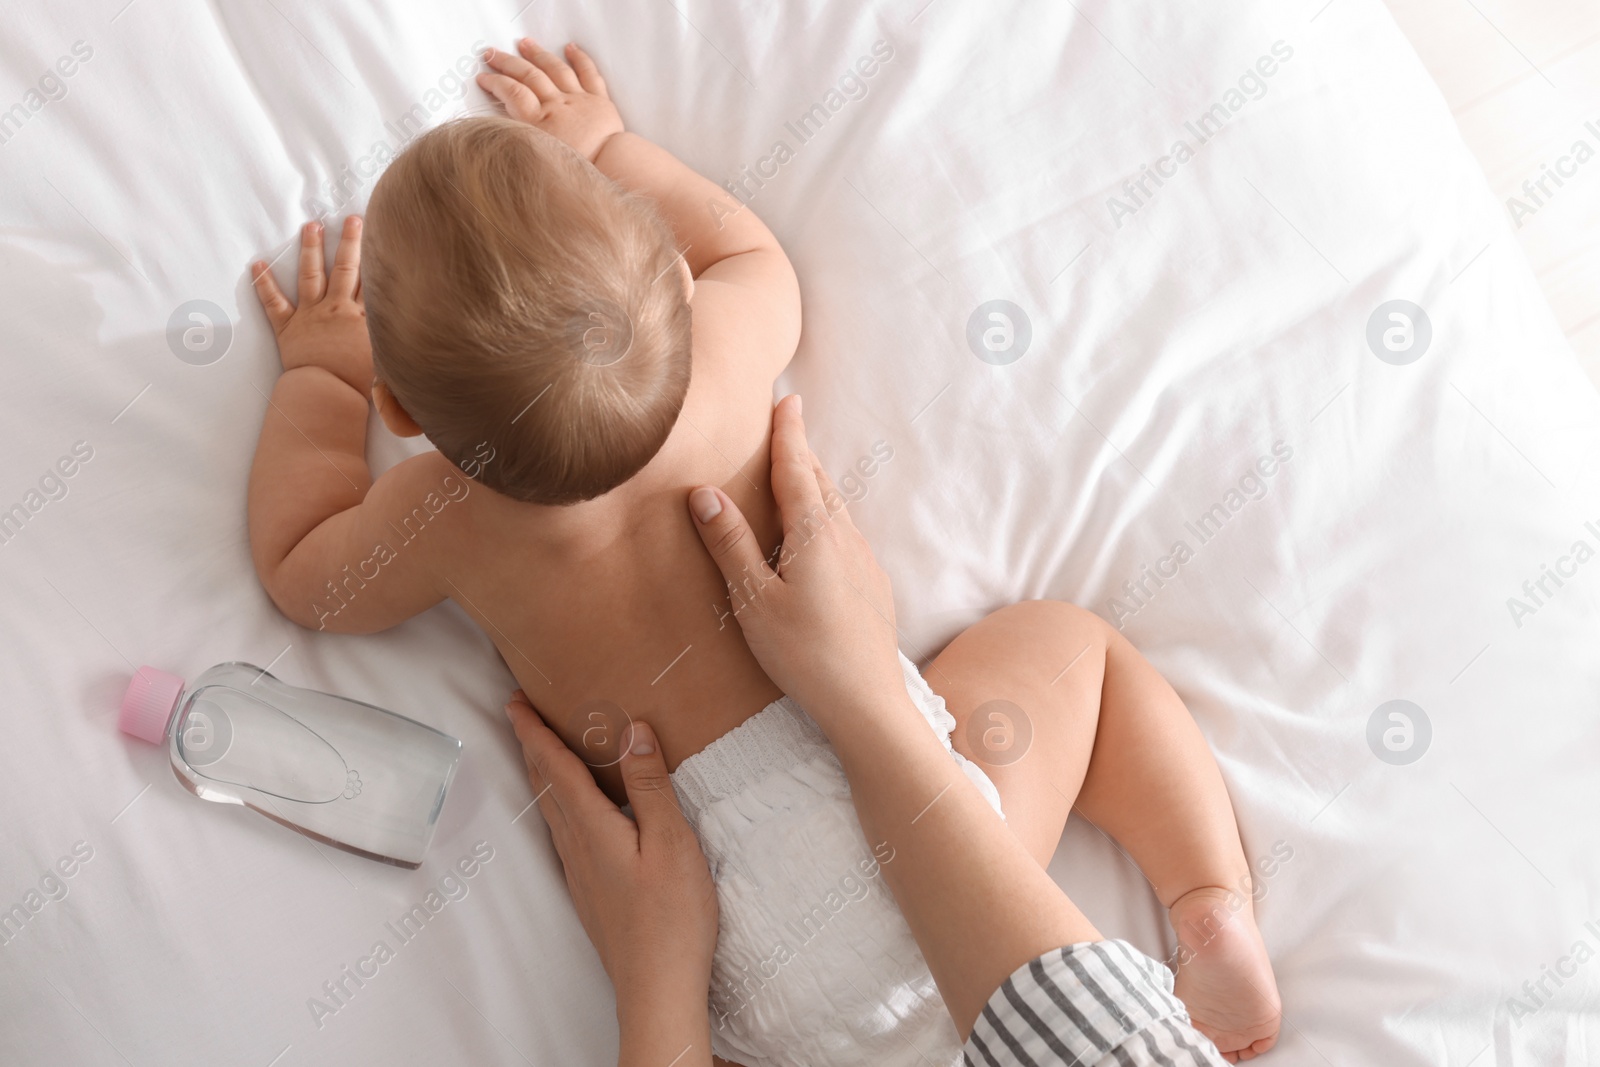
[670, 653, 1004, 1067]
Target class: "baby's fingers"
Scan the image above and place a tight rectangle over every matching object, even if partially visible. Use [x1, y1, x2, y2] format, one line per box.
[483, 46, 559, 102]
[516, 36, 581, 93]
[477, 71, 543, 124]
[297, 220, 326, 304]
[251, 260, 294, 334]
[328, 215, 362, 301]
[565, 43, 608, 97]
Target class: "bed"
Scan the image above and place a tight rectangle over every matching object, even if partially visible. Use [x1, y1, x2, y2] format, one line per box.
[1385, 0, 1600, 391]
[3, 0, 1597, 1064]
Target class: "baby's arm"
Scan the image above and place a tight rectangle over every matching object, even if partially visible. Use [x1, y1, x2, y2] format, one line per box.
[247, 218, 448, 634]
[478, 40, 801, 387]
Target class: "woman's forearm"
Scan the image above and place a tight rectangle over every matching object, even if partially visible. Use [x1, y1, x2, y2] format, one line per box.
[821, 685, 1101, 1037]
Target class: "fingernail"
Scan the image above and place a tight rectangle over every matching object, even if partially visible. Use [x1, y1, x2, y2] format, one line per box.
[629, 722, 655, 756]
[690, 486, 722, 523]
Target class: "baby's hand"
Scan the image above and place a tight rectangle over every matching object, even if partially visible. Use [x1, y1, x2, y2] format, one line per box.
[251, 217, 372, 394]
[477, 39, 623, 163]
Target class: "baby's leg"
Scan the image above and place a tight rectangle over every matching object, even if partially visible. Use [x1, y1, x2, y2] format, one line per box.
[924, 601, 1280, 1063]
[923, 601, 1242, 889]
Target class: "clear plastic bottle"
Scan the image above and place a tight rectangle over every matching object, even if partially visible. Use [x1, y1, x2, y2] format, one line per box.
[118, 662, 462, 868]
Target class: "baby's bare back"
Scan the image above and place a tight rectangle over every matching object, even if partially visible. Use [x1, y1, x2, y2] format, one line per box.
[432, 384, 785, 804]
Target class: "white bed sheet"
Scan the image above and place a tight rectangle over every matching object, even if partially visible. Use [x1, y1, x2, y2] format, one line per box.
[2, 1, 1598, 1065]
[1385, 0, 1600, 389]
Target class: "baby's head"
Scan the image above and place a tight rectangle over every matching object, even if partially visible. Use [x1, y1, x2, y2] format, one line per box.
[364, 116, 691, 506]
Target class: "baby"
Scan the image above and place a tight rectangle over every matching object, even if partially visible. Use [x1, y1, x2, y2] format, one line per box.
[248, 39, 1282, 1066]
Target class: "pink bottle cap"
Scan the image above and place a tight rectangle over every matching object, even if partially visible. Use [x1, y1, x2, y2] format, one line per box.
[120, 666, 185, 744]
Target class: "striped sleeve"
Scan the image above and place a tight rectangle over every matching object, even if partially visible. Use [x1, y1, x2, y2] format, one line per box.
[963, 940, 1228, 1067]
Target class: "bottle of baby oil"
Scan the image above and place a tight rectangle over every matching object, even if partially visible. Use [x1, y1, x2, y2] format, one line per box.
[118, 663, 462, 868]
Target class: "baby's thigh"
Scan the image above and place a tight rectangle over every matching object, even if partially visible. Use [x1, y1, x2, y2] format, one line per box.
[924, 600, 1110, 867]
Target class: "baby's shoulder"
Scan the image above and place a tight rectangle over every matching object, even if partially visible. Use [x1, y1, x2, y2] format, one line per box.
[686, 250, 801, 395]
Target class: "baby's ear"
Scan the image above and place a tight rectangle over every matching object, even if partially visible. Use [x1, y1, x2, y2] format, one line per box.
[676, 253, 694, 303]
[372, 380, 425, 438]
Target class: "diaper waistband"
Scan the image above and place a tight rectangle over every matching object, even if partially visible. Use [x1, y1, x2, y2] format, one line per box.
[670, 695, 836, 819]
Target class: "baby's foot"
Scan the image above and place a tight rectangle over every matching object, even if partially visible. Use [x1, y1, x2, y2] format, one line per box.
[1168, 886, 1282, 1062]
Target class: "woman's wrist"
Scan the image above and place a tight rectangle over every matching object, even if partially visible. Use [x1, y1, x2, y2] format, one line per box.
[797, 664, 911, 730]
[616, 981, 713, 1067]
[808, 684, 938, 771]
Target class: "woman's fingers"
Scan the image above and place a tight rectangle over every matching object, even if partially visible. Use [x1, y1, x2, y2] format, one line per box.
[616, 722, 692, 844]
[250, 260, 294, 334]
[506, 693, 614, 841]
[296, 220, 326, 305]
[483, 45, 559, 102]
[688, 486, 777, 596]
[516, 36, 581, 94]
[768, 395, 830, 541]
[328, 216, 362, 301]
[808, 449, 858, 528]
[564, 43, 608, 97]
[504, 696, 567, 838]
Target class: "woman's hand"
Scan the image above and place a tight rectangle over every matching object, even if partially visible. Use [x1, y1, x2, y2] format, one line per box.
[478, 39, 624, 163]
[687, 394, 905, 728]
[688, 399, 1108, 1042]
[251, 217, 372, 395]
[505, 694, 716, 1066]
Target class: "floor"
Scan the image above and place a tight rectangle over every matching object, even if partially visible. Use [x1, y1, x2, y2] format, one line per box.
[1384, 0, 1600, 386]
